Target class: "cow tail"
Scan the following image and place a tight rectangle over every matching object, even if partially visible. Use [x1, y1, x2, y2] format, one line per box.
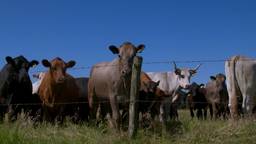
[233, 56, 242, 98]
[230, 56, 242, 119]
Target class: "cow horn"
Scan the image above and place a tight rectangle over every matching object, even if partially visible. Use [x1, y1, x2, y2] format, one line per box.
[173, 61, 177, 70]
[193, 64, 202, 71]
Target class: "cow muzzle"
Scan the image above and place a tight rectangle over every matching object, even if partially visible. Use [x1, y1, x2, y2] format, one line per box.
[56, 77, 66, 83]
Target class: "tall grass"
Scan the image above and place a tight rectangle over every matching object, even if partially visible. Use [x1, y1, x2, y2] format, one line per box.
[0, 110, 255, 144]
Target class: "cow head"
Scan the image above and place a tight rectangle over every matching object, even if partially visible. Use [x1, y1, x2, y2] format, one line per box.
[42, 57, 75, 84]
[188, 82, 205, 97]
[109, 42, 144, 77]
[173, 62, 201, 89]
[143, 80, 160, 93]
[12, 56, 39, 83]
[0, 56, 38, 103]
[210, 73, 226, 90]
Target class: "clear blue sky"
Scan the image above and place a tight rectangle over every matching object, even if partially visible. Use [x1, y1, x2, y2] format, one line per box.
[0, 0, 256, 83]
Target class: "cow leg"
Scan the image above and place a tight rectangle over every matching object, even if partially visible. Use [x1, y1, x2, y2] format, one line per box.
[109, 95, 120, 130]
[88, 86, 97, 122]
[212, 103, 218, 119]
[244, 95, 255, 116]
[190, 107, 194, 118]
[209, 104, 213, 119]
[203, 108, 207, 120]
[197, 109, 202, 120]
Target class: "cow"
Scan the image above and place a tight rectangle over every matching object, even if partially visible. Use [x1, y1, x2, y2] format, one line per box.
[147, 62, 201, 122]
[139, 71, 167, 128]
[75, 77, 89, 121]
[187, 82, 207, 119]
[38, 57, 84, 123]
[32, 72, 46, 94]
[205, 73, 229, 119]
[225, 55, 256, 119]
[138, 72, 161, 119]
[88, 42, 144, 129]
[0, 55, 39, 120]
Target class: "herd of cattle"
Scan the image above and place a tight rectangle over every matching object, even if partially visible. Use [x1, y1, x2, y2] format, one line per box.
[0, 42, 255, 130]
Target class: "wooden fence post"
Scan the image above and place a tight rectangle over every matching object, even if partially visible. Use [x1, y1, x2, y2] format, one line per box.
[128, 56, 143, 139]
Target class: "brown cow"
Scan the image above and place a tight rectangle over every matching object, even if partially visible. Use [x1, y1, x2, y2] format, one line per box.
[205, 73, 229, 119]
[139, 72, 168, 128]
[139, 72, 160, 116]
[88, 42, 144, 129]
[38, 57, 83, 122]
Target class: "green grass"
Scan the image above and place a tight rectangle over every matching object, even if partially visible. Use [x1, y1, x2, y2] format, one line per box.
[0, 110, 255, 144]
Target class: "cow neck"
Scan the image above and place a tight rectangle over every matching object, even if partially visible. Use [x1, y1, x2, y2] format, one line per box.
[116, 58, 132, 96]
[167, 72, 180, 94]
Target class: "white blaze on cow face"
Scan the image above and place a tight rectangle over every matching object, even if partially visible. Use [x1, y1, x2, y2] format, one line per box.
[109, 42, 145, 77]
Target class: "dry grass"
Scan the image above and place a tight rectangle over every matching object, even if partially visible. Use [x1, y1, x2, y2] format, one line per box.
[0, 110, 255, 144]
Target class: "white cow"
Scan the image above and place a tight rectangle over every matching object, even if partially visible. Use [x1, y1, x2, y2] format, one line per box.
[225, 55, 256, 118]
[32, 72, 46, 94]
[147, 62, 201, 121]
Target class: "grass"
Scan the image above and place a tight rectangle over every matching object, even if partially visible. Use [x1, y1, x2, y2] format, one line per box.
[0, 110, 255, 144]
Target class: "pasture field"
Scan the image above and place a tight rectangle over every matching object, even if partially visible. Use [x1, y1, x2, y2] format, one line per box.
[0, 110, 255, 144]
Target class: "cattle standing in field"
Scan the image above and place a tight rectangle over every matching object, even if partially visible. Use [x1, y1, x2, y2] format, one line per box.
[205, 73, 229, 119]
[147, 62, 201, 122]
[38, 57, 84, 122]
[0, 56, 40, 120]
[225, 56, 256, 119]
[187, 82, 207, 119]
[88, 42, 144, 129]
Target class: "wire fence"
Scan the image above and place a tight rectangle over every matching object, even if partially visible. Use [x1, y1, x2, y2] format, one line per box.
[1, 57, 252, 114]
[29, 58, 256, 74]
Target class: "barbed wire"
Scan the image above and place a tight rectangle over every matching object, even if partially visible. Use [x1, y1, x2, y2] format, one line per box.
[29, 58, 256, 74]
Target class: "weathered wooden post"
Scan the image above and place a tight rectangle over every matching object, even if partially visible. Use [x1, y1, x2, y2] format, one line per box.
[128, 56, 143, 138]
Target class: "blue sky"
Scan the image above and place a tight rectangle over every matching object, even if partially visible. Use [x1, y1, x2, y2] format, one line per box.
[0, 0, 256, 83]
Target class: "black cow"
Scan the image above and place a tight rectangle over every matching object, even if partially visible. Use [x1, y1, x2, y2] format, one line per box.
[187, 82, 208, 119]
[0, 56, 39, 120]
[75, 77, 89, 122]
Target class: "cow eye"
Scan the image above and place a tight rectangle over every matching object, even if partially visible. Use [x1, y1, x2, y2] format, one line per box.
[118, 55, 121, 58]
[52, 67, 57, 71]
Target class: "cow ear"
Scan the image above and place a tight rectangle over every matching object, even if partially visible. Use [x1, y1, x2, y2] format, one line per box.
[5, 56, 15, 66]
[42, 59, 51, 68]
[210, 76, 216, 81]
[136, 44, 145, 53]
[66, 60, 76, 68]
[189, 70, 197, 75]
[109, 45, 119, 54]
[199, 84, 205, 87]
[156, 80, 160, 86]
[142, 81, 148, 87]
[29, 60, 39, 68]
[175, 69, 181, 75]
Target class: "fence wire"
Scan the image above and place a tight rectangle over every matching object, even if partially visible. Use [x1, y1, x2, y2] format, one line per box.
[29, 58, 256, 74]
[3, 58, 254, 106]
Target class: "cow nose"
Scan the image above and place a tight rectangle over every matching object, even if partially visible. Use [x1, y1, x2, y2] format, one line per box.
[121, 70, 126, 75]
[57, 77, 65, 83]
[185, 84, 190, 89]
